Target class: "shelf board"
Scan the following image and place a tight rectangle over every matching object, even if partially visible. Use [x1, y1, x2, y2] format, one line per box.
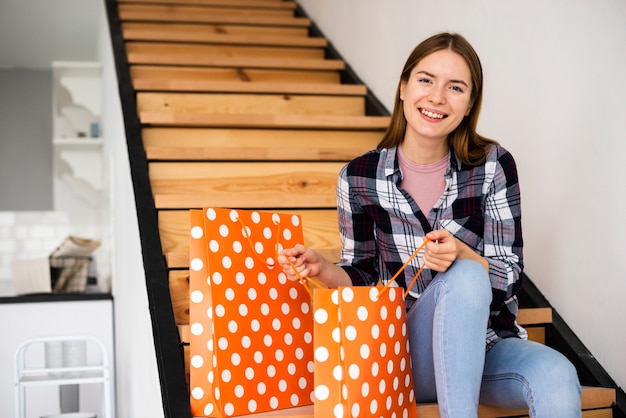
[53, 138, 102, 147]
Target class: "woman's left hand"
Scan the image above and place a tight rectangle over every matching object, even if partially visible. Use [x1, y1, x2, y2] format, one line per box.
[423, 229, 459, 272]
[423, 229, 490, 273]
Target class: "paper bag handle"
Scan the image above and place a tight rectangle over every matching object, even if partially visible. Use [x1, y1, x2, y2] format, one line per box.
[377, 238, 430, 300]
[235, 215, 282, 269]
[285, 237, 429, 301]
[235, 215, 323, 299]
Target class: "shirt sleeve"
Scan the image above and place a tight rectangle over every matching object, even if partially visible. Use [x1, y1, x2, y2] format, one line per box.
[483, 147, 524, 310]
[336, 163, 380, 286]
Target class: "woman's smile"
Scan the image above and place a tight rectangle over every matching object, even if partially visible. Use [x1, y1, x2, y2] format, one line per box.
[419, 107, 447, 120]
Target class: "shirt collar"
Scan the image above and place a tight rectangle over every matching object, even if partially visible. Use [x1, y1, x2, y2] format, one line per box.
[383, 144, 461, 179]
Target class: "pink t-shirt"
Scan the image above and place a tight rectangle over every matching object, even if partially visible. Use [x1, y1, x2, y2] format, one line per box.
[397, 147, 448, 214]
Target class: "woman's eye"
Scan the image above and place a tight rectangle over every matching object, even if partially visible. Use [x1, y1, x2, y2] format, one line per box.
[418, 78, 432, 84]
[450, 85, 464, 93]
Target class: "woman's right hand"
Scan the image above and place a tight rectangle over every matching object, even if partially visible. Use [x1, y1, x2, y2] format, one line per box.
[277, 244, 353, 288]
[277, 244, 321, 282]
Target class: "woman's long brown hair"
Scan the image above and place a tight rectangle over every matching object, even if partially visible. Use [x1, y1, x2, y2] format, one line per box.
[378, 32, 497, 166]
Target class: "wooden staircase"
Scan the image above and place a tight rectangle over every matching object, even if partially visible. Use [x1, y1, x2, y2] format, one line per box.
[104, 0, 617, 416]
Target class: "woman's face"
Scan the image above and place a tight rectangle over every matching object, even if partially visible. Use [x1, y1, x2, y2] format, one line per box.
[400, 49, 473, 146]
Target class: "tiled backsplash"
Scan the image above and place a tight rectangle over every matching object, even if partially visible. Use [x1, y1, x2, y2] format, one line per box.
[0, 211, 104, 296]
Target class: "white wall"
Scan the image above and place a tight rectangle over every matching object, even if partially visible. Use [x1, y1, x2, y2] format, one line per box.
[98, 4, 164, 418]
[298, 0, 626, 390]
[0, 0, 100, 68]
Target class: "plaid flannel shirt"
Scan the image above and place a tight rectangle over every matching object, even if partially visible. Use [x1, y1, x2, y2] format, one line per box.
[337, 144, 526, 349]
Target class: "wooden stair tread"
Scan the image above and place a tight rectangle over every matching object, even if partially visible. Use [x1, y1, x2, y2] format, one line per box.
[121, 22, 325, 47]
[127, 53, 344, 71]
[142, 128, 380, 161]
[181, 386, 614, 417]
[126, 42, 326, 61]
[174, 301, 550, 329]
[133, 79, 366, 96]
[118, 3, 296, 19]
[140, 112, 390, 130]
[131, 66, 342, 86]
[137, 92, 367, 116]
[122, 22, 310, 39]
[516, 306, 552, 324]
[118, 4, 310, 27]
[124, 41, 343, 70]
[150, 161, 344, 209]
[118, 0, 297, 10]
[160, 208, 341, 256]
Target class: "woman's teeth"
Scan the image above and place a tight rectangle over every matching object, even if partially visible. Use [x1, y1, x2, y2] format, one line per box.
[421, 109, 445, 119]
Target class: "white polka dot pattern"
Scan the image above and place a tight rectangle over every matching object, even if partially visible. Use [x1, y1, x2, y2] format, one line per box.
[313, 286, 417, 418]
[189, 209, 314, 417]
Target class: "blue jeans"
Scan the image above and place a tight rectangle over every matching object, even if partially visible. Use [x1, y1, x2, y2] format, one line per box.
[406, 259, 582, 418]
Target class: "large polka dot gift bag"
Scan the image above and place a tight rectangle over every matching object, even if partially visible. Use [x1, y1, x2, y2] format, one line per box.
[189, 208, 315, 417]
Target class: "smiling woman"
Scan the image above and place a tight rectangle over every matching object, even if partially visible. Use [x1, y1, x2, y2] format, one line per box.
[277, 32, 583, 418]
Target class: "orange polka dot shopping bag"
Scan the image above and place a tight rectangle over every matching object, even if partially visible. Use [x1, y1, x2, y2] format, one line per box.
[311, 285, 418, 418]
[188, 208, 314, 417]
[306, 241, 428, 418]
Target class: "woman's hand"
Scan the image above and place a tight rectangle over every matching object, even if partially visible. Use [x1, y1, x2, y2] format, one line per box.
[277, 244, 322, 282]
[423, 229, 458, 272]
[276, 244, 353, 288]
[424, 229, 490, 273]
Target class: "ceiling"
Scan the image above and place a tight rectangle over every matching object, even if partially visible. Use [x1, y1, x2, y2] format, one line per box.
[0, 0, 101, 69]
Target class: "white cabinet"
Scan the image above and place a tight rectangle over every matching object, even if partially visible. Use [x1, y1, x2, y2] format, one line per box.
[0, 296, 115, 418]
[53, 61, 101, 141]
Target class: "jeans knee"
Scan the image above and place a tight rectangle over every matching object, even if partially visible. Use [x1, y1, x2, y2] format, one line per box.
[550, 354, 581, 395]
[529, 349, 582, 401]
[442, 259, 492, 307]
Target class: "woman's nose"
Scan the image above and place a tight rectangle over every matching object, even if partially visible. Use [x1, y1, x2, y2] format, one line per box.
[428, 85, 445, 104]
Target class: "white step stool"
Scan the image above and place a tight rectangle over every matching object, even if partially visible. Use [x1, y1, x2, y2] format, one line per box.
[13, 335, 112, 418]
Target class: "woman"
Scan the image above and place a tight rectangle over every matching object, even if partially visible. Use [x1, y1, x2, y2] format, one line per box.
[277, 32, 581, 418]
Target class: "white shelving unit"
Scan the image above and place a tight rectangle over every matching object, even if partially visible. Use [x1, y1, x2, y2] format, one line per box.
[52, 61, 101, 140]
[53, 138, 103, 191]
[51, 61, 105, 229]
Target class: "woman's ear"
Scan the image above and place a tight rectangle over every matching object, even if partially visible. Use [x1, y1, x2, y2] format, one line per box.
[400, 81, 406, 101]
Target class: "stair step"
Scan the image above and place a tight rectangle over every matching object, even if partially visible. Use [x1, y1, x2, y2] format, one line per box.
[133, 66, 342, 86]
[132, 66, 359, 95]
[118, 4, 310, 26]
[137, 92, 367, 116]
[142, 127, 381, 161]
[150, 161, 344, 209]
[133, 78, 365, 96]
[180, 385, 614, 417]
[118, 0, 297, 9]
[140, 112, 389, 130]
[161, 207, 340, 258]
[125, 42, 344, 70]
[121, 22, 325, 47]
